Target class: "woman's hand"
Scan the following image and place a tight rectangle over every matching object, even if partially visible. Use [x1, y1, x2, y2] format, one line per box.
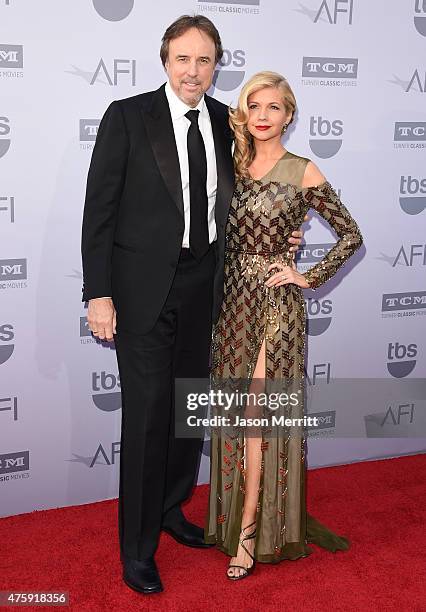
[265, 263, 310, 289]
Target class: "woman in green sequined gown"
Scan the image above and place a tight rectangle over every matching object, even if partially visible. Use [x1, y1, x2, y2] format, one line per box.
[205, 72, 363, 579]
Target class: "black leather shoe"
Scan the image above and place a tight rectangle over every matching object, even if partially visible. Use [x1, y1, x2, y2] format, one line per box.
[122, 555, 163, 594]
[162, 519, 214, 548]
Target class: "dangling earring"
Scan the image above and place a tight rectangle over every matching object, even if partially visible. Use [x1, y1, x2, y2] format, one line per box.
[281, 123, 289, 135]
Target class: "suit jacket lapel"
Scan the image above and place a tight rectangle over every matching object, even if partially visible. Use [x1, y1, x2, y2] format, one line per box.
[141, 83, 184, 216]
[205, 95, 235, 231]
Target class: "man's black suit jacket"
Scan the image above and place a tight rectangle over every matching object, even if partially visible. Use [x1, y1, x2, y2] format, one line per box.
[81, 83, 235, 335]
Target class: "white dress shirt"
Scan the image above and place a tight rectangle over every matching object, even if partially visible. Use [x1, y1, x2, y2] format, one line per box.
[97, 84, 218, 299]
[165, 81, 217, 248]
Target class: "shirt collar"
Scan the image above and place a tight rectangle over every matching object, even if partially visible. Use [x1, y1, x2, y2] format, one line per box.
[165, 81, 206, 121]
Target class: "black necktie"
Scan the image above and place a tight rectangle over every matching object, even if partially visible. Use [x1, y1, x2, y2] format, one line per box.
[185, 109, 209, 260]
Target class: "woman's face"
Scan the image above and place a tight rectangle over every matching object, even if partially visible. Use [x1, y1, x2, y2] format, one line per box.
[246, 87, 291, 141]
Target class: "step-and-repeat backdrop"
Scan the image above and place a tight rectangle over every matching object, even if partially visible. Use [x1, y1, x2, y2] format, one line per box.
[1, 0, 425, 517]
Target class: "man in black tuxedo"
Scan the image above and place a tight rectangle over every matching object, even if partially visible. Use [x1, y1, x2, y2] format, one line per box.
[81, 15, 303, 594]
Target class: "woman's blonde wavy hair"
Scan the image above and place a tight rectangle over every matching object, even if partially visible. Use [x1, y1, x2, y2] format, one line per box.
[229, 71, 297, 178]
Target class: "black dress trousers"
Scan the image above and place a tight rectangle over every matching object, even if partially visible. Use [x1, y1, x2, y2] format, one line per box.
[114, 245, 215, 560]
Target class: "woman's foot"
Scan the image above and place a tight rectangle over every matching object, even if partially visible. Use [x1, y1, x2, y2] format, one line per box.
[227, 521, 256, 580]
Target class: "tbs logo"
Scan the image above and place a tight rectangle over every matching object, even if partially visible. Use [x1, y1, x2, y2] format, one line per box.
[92, 0, 134, 21]
[309, 116, 343, 158]
[305, 298, 333, 336]
[92, 371, 121, 412]
[0, 116, 11, 158]
[212, 49, 245, 92]
[399, 176, 426, 215]
[387, 342, 417, 378]
[414, 0, 426, 36]
[0, 323, 14, 365]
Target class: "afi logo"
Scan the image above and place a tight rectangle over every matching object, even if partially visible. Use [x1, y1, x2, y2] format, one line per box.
[91, 59, 136, 86]
[394, 122, 426, 141]
[405, 69, 426, 92]
[0, 196, 15, 222]
[399, 176, 426, 215]
[302, 57, 357, 78]
[90, 442, 120, 468]
[314, 0, 354, 24]
[309, 116, 343, 158]
[212, 49, 246, 92]
[305, 298, 333, 336]
[387, 342, 417, 378]
[414, 0, 426, 36]
[305, 362, 331, 385]
[381, 403, 415, 426]
[393, 244, 426, 267]
[92, 371, 121, 412]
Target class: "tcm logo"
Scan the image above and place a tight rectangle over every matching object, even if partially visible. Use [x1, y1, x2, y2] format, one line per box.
[392, 244, 426, 267]
[79, 119, 99, 142]
[0, 259, 27, 280]
[0, 116, 11, 158]
[306, 410, 336, 430]
[0, 450, 29, 475]
[302, 57, 357, 78]
[0, 324, 14, 365]
[305, 298, 333, 336]
[212, 49, 245, 92]
[0, 44, 23, 68]
[0, 196, 15, 223]
[309, 116, 343, 158]
[80, 316, 91, 337]
[387, 342, 417, 378]
[382, 291, 426, 315]
[399, 176, 426, 214]
[295, 0, 354, 24]
[394, 122, 426, 141]
[92, 0, 134, 21]
[69, 442, 120, 468]
[67, 59, 136, 86]
[296, 242, 334, 265]
[414, 0, 426, 36]
[92, 371, 121, 412]
[199, 0, 260, 4]
[365, 403, 416, 437]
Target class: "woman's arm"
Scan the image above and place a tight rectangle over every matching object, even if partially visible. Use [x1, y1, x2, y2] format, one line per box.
[301, 162, 363, 290]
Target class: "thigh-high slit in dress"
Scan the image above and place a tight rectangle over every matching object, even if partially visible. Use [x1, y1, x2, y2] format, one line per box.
[205, 151, 363, 563]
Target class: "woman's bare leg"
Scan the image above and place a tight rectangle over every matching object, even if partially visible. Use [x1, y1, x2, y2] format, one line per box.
[227, 340, 265, 578]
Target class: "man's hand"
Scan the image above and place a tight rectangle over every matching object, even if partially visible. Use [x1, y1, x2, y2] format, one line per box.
[288, 213, 310, 269]
[87, 298, 116, 342]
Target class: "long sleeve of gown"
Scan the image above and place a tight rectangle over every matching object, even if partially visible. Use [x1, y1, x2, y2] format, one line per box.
[301, 181, 363, 290]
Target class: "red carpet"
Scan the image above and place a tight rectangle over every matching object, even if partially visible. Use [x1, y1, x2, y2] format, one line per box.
[1, 454, 426, 611]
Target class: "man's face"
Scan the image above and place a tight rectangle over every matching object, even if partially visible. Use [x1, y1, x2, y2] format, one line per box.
[165, 27, 216, 107]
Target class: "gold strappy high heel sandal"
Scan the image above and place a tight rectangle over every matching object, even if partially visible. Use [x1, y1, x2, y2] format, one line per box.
[226, 521, 257, 581]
